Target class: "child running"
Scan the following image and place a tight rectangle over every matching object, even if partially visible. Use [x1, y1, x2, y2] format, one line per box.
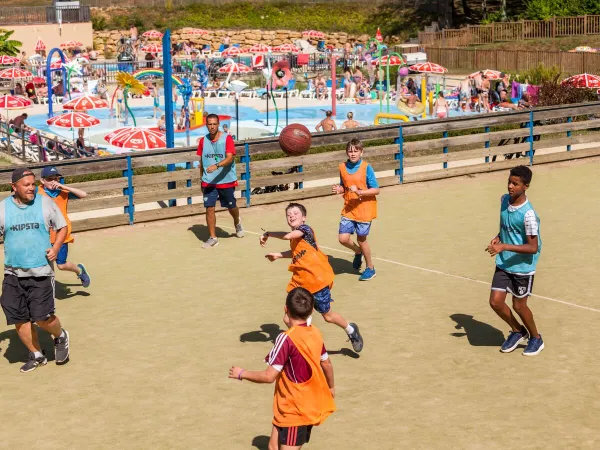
[332, 138, 380, 281]
[39, 166, 91, 288]
[485, 165, 543, 356]
[260, 203, 363, 352]
[229, 287, 336, 449]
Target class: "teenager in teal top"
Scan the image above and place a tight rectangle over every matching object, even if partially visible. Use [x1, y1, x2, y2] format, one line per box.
[486, 166, 544, 356]
[0, 168, 72, 373]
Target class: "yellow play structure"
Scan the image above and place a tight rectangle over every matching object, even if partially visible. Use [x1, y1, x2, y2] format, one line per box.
[190, 97, 206, 128]
[373, 113, 409, 125]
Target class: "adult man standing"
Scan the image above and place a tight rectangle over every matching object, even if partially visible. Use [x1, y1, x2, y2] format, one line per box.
[197, 114, 244, 248]
[0, 168, 71, 373]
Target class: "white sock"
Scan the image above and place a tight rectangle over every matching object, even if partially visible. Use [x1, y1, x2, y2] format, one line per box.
[33, 351, 44, 358]
[345, 324, 355, 335]
[59, 329, 66, 339]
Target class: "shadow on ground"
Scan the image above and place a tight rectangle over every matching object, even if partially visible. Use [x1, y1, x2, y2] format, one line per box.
[327, 255, 358, 276]
[0, 327, 56, 364]
[55, 281, 90, 300]
[449, 313, 505, 346]
[252, 435, 270, 450]
[329, 348, 360, 359]
[240, 324, 283, 344]
[188, 224, 233, 242]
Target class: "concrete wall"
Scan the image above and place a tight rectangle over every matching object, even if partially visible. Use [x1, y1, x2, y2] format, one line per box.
[6, 22, 93, 56]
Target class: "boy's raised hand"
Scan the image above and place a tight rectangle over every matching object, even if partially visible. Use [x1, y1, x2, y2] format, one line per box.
[259, 233, 269, 247]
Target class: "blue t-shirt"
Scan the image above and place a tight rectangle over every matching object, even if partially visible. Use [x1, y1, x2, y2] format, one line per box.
[339, 160, 378, 188]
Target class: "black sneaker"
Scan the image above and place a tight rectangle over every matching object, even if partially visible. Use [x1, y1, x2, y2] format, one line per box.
[347, 322, 363, 353]
[54, 329, 70, 365]
[20, 352, 48, 373]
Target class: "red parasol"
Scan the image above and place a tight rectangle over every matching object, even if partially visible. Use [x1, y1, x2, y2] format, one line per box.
[47, 111, 101, 128]
[62, 95, 108, 111]
[0, 68, 32, 79]
[104, 127, 166, 150]
[141, 43, 162, 54]
[409, 62, 448, 74]
[372, 55, 405, 66]
[217, 63, 252, 74]
[0, 95, 32, 109]
[302, 30, 325, 39]
[221, 46, 243, 57]
[50, 59, 70, 69]
[469, 69, 502, 79]
[60, 40, 83, 48]
[0, 55, 19, 65]
[32, 77, 46, 84]
[35, 37, 46, 51]
[272, 43, 301, 53]
[248, 43, 271, 54]
[375, 28, 383, 43]
[185, 28, 209, 35]
[142, 30, 163, 39]
[561, 73, 600, 88]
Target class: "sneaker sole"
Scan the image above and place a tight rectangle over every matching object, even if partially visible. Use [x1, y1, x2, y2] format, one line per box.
[20, 359, 48, 373]
[202, 241, 220, 249]
[522, 342, 545, 357]
[349, 322, 363, 353]
[500, 335, 528, 353]
[56, 330, 70, 365]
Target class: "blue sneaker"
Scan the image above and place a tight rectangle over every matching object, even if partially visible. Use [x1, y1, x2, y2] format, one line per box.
[500, 327, 529, 353]
[523, 335, 544, 356]
[352, 253, 363, 271]
[77, 264, 91, 288]
[359, 267, 376, 281]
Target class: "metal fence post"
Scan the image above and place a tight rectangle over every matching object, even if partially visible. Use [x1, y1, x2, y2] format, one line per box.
[484, 126, 490, 163]
[240, 143, 251, 207]
[394, 126, 404, 184]
[566, 116, 573, 151]
[528, 110, 535, 166]
[123, 155, 135, 225]
[442, 130, 449, 169]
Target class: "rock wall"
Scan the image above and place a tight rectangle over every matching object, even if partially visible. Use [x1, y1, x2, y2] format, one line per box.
[93, 28, 401, 55]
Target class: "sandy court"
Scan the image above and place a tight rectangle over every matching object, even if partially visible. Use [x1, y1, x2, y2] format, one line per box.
[1, 158, 599, 449]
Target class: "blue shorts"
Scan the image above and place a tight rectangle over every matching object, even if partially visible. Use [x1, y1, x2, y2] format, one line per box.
[56, 243, 69, 265]
[313, 286, 333, 314]
[339, 217, 371, 236]
[202, 186, 237, 208]
[153, 98, 160, 107]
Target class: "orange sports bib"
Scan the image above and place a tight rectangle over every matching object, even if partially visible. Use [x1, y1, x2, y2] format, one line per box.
[38, 189, 73, 244]
[287, 228, 334, 294]
[339, 161, 377, 222]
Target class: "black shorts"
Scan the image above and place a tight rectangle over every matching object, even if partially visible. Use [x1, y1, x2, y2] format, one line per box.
[276, 425, 313, 447]
[491, 267, 534, 299]
[202, 186, 237, 208]
[1, 275, 55, 325]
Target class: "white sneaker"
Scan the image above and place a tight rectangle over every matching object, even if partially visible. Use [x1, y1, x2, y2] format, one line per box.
[235, 223, 245, 238]
[202, 237, 219, 248]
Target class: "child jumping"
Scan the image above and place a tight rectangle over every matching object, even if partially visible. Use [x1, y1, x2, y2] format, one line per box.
[332, 138, 380, 281]
[229, 287, 336, 450]
[486, 165, 543, 356]
[39, 166, 91, 288]
[260, 202, 363, 352]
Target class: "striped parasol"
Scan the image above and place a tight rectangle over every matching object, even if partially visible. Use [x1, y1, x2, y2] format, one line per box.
[409, 62, 448, 74]
[104, 127, 166, 150]
[0, 68, 32, 79]
[248, 43, 271, 54]
[217, 63, 252, 74]
[302, 30, 325, 39]
[0, 95, 32, 109]
[371, 55, 405, 66]
[561, 73, 600, 88]
[272, 43, 300, 53]
[0, 55, 19, 65]
[62, 95, 108, 111]
[221, 46, 243, 57]
[469, 69, 502, 79]
[60, 40, 83, 48]
[47, 111, 101, 128]
[142, 30, 163, 39]
[141, 43, 162, 54]
[184, 28, 209, 35]
[34, 37, 46, 51]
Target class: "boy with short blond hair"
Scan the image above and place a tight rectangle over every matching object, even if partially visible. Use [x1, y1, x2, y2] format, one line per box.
[332, 138, 380, 281]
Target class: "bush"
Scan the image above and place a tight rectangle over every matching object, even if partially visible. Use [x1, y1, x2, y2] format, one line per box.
[91, 15, 107, 31]
[110, 15, 129, 30]
[537, 77, 598, 107]
[510, 64, 562, 85]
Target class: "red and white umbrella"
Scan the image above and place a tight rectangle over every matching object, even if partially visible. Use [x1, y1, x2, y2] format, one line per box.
[0, 68, 32, 79]
[221, 46, 243, 57]
[62, 95, 108, 111]
[372, 55, 405, 66]
[184, 28, 209, 35]
[469, 69, 502, 79]
[303, 30, 325, 39]
[217, 63, 252, 74]
[0, 55, 19, 65]
[272, 43, 300, 53]
[248, 43, 271, 54]
[409, 62, 448, 74]
[49, 59, 70, 69]
[32, 77, 46, 84]
[0, 95, 32, 109]
[34, 37, 46, 51]
[141, 43, 162, 54]
[60, 40, 83, 48]
[142, 30, 163, 39]
[375, 28, 383, 43]
[47, 111, 100, 128]
[104, 127, 166, 150]
[561, 73, 600, 88]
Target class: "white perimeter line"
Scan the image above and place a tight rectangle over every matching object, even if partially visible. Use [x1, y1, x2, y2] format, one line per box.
[221, 226, 600, 314]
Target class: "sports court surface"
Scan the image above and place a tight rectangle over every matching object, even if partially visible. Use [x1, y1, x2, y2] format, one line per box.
[1, 158, 599, 449]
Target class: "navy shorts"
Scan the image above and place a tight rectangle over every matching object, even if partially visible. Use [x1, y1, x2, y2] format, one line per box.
[313, 286, 334, 314]
[56, 243, 69, 265]
[491, 267, 534, 298]
[339, 216, 371, 236]
[202, 186, 237, 208]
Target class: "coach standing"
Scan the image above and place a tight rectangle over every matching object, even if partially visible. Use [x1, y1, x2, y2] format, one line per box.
[197, 114, 244, 248]
[0, 168, 71, 373]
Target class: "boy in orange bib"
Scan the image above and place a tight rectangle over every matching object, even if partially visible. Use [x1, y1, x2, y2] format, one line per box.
[332, 138, 380, 281]
[229, 287, 336, 449]
[260, 203, 363, 353]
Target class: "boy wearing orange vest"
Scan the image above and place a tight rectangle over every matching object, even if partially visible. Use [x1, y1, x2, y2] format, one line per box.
[260, 203, 363, 353]
[229, 287, 336, 449]
[332, 138, 380, 281]
[39, 167, 91, 288]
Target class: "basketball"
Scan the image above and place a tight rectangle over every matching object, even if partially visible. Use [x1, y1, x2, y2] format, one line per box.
[279, 124, 312, 156]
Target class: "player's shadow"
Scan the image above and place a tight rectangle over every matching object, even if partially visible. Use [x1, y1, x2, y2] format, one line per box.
[188, 224, 233, 241]
[0, 327, 56, 364]
[327, 255, 358, 275]
[329, 348, 360, 359]
[55, 281, 91, 300]
[252, 435, 270, 450]
[240, 324, 283, 344]
[449, 313, 505, 347]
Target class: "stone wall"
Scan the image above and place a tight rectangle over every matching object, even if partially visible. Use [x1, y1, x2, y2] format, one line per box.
[93, 28, 401, 55]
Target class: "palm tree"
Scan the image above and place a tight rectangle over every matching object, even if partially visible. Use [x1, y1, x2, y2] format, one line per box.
[0, 29, 21, 56]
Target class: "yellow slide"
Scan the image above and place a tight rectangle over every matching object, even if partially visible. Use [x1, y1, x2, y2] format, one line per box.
[374, 113, 410, 125]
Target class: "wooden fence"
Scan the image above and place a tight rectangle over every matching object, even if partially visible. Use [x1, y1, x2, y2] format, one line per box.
[419, 15, 600, 47]
[427, 47, 600, 75]
[1, 102, 600, 233]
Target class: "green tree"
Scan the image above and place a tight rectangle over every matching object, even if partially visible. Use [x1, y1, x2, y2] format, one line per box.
[0, 29, 21, 56]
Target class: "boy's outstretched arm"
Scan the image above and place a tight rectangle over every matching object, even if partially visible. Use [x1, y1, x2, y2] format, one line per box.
[320, 358, 335, 398]
[229, 365, 279, 384]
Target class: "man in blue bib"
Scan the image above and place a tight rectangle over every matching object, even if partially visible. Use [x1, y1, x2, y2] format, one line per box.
[196, 114, 244, 248]
[0, 168, 71, 373]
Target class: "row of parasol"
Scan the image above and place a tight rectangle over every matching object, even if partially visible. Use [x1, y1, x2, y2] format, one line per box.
[140, 43, 302, 55]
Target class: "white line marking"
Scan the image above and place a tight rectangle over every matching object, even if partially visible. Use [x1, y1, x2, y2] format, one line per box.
[222, 226, 600, 314]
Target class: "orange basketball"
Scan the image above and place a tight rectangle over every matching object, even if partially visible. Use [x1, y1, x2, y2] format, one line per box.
[279, 124, 312, 156]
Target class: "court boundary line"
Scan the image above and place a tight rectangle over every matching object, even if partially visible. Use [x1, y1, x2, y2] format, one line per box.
[222, 225, 600, 314]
